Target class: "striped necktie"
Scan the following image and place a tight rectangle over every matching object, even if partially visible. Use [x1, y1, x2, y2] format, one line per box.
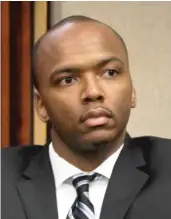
[67, 173, 99, 219]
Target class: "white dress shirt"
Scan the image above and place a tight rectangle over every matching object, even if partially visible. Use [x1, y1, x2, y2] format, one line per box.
[49, 143, 123, 219]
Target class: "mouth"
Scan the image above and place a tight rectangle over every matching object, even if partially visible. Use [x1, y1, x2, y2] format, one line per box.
[80, 107, 113, 127]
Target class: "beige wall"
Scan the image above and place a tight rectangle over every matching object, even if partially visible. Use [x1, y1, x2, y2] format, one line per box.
[50, 1, 171, 138]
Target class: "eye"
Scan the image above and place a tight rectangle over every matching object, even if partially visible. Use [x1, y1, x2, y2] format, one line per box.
[59, 77, 77, 85]
[103, 69, 119, 78]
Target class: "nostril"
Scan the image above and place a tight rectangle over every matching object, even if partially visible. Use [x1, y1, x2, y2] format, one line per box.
[97, 95, 104, 101]
[84, 97, 92, 103]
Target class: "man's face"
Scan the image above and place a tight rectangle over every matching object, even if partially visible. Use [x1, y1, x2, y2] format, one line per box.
[35, 22, 136, 150]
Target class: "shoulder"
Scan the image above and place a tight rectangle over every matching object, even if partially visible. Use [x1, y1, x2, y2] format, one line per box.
[1, 145, 44, 177]
[134, 135, 171, 153]
[133, 135, 171, 171]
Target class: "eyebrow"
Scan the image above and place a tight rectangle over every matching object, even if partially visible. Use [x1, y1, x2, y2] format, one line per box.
[50, 56, 124, 80]
[96, 56, 124, 67]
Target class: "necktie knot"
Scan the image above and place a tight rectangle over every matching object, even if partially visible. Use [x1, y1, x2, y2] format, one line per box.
[72, 173, 99, 195]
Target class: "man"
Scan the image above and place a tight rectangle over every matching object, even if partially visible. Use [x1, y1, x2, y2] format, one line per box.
[2, 15, 171, 219]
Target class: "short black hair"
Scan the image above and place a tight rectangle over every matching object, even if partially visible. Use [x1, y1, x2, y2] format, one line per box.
[32, 15, 128, 89]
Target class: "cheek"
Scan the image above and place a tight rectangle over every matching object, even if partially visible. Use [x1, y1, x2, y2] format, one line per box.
[45, 91, 81, 126]
[106, 83, 132, 115]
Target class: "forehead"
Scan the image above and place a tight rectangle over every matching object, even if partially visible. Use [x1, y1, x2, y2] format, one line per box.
[35, 22, 128, 77]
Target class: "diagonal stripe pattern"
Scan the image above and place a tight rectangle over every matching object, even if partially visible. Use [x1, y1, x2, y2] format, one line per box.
[67, 173, 100, 219]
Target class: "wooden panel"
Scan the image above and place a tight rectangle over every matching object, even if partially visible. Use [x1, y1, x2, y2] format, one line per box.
[1, 2, 10, 147]
[18, 2, 32, 144]
[1, 2, 49, 147]
[9, 2, 32, 146]
[33, 1, 48, 145]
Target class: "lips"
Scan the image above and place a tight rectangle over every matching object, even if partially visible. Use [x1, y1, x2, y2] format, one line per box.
[81, 107, 112, 127]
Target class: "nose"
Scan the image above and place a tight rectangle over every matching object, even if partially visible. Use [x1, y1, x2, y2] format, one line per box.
[81, 76, 105, 104]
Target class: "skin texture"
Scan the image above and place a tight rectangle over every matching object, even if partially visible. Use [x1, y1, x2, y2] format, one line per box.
[34, 21, 136, 171]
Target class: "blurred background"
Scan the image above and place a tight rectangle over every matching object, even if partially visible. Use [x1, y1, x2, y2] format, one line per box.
[1, 1, 171, 148]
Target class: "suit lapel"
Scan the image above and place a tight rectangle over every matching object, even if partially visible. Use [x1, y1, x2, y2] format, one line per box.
[100, 136, 149, 219]
[16, 145, 58, 219]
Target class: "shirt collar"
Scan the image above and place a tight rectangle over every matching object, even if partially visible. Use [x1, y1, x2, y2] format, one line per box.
[49, 142, 123, 188]
[93, 144, 123, 178]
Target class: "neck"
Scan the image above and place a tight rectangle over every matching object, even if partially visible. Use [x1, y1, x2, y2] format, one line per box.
[51, 128, 126, 172]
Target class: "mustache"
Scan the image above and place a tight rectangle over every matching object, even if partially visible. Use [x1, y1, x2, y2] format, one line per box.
[79, 107, 114, 123]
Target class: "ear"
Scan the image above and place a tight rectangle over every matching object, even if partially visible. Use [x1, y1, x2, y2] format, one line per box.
[131, 87, 136, 108]
[34, 88, 49, 123]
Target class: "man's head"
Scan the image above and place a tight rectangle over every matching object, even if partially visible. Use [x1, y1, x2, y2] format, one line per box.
[33, 15, 136, 153]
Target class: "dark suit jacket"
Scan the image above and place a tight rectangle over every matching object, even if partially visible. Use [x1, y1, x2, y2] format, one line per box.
[2, 135, 171, 219]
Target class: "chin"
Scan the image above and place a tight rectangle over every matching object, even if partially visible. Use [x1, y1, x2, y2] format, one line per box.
[80, 128, 116, 145]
